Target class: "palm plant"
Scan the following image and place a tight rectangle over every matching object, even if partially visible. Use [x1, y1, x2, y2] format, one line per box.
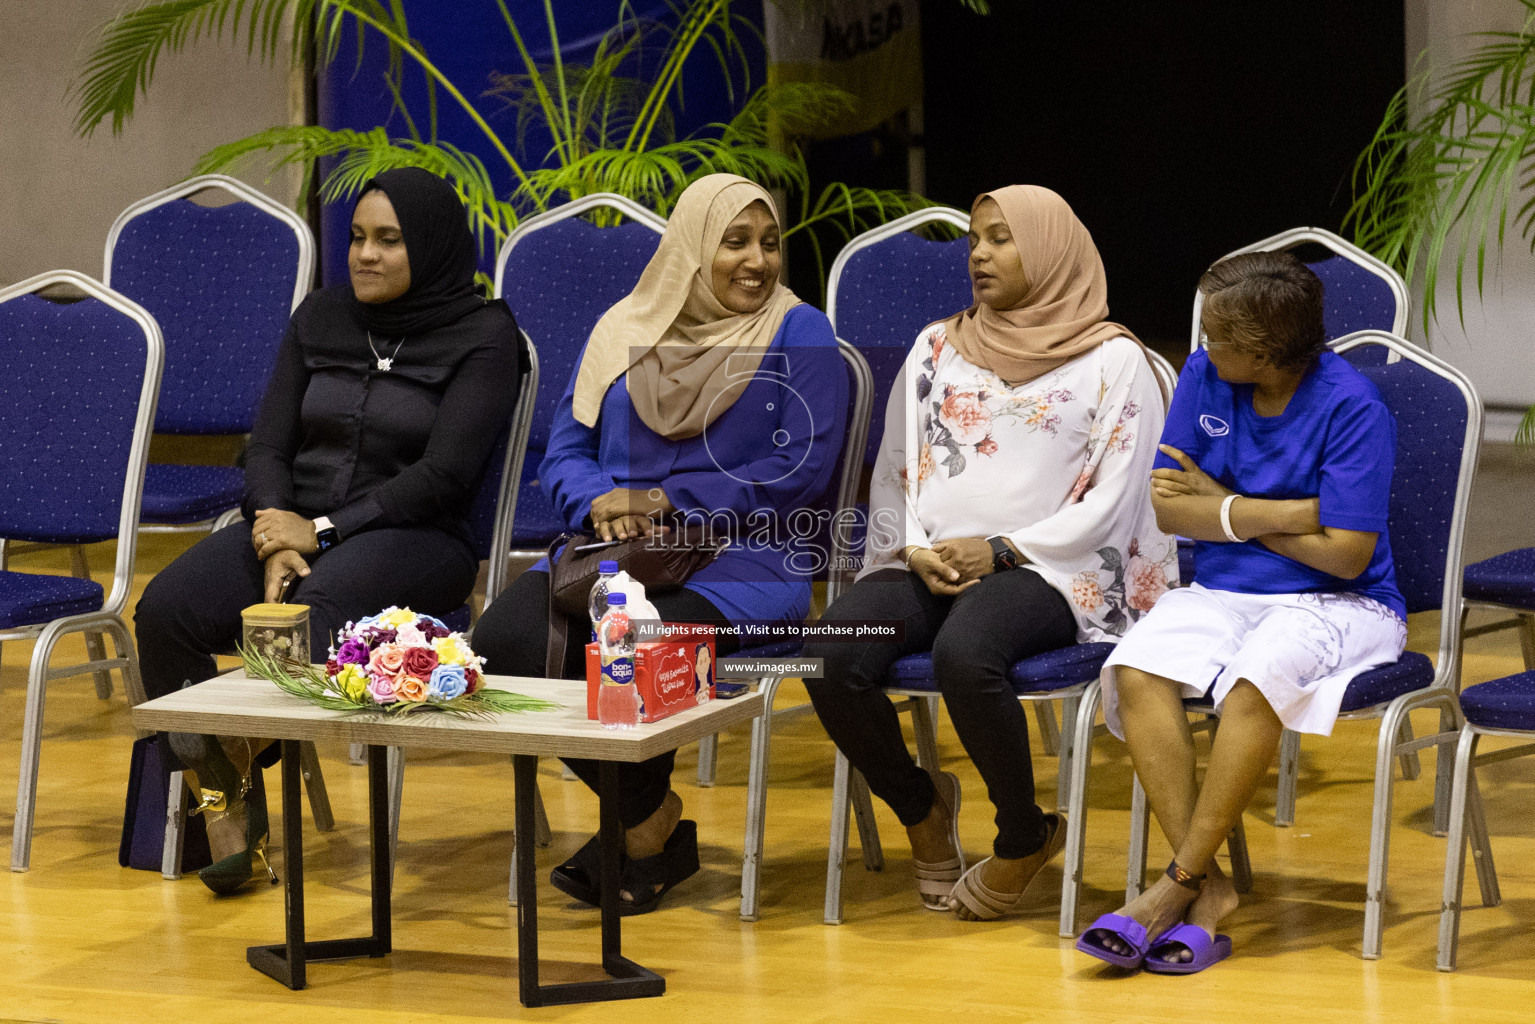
[74, 0, 953, 291]
[1347, 1, 1535, 436]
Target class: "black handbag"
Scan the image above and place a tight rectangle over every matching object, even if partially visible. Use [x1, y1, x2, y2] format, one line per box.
[119, 735, 211, 873]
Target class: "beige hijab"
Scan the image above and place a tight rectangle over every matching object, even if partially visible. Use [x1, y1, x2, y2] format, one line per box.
[943, 185, 1148, 391]
[571, 174, 802, 439]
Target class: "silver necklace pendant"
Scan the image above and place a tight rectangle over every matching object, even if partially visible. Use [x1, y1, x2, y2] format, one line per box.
[376, 356, 393, 372]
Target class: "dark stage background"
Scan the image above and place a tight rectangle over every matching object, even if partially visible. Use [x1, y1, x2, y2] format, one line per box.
[814, 1, 1406, 350]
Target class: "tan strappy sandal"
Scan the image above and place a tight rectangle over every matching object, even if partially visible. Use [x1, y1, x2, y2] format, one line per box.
[948, 812, 1066, 920]
[912, 770, 965, 911]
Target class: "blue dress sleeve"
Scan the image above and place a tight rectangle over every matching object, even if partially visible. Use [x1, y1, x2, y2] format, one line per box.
[539, 355, 617, 531]
[1318, 393, 1396, 533]
[664, 307, 849, 518]
[1153, 350, 1206, 472]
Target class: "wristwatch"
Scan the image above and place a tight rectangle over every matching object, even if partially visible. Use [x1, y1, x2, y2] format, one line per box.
[313, 516, 341, 553]
[988, 536, 1019, 572]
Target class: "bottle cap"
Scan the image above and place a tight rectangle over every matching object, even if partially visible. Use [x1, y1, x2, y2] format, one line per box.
[607, 593, 626, 606]
[599, 560, 619, 573]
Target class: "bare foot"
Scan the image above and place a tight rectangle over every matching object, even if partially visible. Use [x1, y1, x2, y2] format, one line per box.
[1085, 874, 1199, 957]
[950, 815, 1064, 921]
[620, 790, 683, 904]
[906, 788, 958, 909]
[1150, 866, 1239, 964]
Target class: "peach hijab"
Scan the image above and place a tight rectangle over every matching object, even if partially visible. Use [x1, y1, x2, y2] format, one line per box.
[571, 174, 802, 439]
[943, 185, 1144, 388]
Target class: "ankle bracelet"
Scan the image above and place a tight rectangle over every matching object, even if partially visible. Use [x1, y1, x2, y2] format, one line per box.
[1165, 859, 1206, 891]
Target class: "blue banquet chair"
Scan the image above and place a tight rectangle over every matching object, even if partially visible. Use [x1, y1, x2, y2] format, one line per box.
[104, 174, 314, 533]
[1182, 227, 1414, 815]
[1435, 672, 1526, 971]
[0, 271, 164, 872]
[1102, 330, 1486, 959]
[493, 193, 667, 558]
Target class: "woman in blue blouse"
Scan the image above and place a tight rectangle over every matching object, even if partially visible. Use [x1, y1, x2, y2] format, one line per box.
[474, 174, 847, 914]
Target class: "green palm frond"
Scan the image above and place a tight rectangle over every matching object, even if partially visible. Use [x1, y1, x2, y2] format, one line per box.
[194, 125, 520, 255]
[1347, 1, 1535, 325]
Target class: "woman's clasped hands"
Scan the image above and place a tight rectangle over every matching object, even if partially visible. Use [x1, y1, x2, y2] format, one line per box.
[589, 486, 676, 542]
[907, 537, 1017, 596]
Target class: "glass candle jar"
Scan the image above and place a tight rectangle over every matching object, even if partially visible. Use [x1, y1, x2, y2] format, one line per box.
[240, 603, 312, 667]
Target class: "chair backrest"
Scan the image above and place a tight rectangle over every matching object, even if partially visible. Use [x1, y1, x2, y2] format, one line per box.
[103, 174, 313, 436]
[466, 333, 539, 611]
[1332, 331, 1481, 686]
[825, 340, 874, 602]
[1145, 346, 1179, 400]
[827, 207, 972, 467]
[1189, 227, 1409, 366]
[494, 193, 667, 546]
[0, 271, 164, 616]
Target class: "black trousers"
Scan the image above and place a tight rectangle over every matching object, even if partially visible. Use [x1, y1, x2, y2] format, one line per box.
[472, 568, 740, 829]
[135, 520, 479, 709]
[802, 567, 1077, 859]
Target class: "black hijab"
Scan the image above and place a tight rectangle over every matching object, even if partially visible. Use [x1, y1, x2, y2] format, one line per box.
[350, 167, 486, 337]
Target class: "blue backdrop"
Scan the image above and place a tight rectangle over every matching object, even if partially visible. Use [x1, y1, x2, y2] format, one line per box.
[318, 1, 764, 284]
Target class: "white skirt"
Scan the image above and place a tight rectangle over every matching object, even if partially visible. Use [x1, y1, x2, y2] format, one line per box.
[1100, 583, 1407, 738]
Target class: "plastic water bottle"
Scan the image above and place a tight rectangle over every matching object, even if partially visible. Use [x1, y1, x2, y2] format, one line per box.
[588, 560, 620, 643]
[596, 593, 641, 730]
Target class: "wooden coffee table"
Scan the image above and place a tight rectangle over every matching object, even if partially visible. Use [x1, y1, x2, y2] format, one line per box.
[131, 672, 766, 1007]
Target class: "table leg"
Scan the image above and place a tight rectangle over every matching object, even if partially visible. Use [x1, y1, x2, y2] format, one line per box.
[247, 740, 392, 988]
[513, 755, 664, 1007]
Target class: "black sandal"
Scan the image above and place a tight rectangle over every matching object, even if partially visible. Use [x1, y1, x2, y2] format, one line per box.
[550, 834, 606, 907]
[619, 819, 699, 916]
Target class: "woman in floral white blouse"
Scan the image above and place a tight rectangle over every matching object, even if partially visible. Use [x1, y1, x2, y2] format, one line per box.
[803, 185, 1174, 919]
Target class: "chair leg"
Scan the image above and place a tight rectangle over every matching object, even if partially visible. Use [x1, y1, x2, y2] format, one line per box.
[533, 777, 552, 847]
[1433, 707, 1456, 837]
[386, 746, 405, 883]
[11, 629, 58, 872]
[1274, 728, 1301, 827]
[850, 767, 883, 871]
[67, 545, 112, 700]
[1436, 727, 1478, 971]
[1396, 715, 1421, 782]
[912, 696, 941, 775]
[1058, 680, 1101, 938]
[1466, 764, 1500, 909]
[740, 676, 779, 921]
[1057, 693, 1080, 814]
[162, 770, 187, 880]
[696, 733, 719, 788]
[298, 742, 335, 833]
[1125, 771, 1150, 902]
[1520, 612, 1535, 671]
[824, 748, 853, 925]
[1033, 701, 1060, 757]
[348, 742, 367, 766]
[1363, 700, 1409, 960]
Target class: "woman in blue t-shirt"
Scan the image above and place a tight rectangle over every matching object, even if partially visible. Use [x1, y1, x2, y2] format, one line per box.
[1077, 251, 1407, 974]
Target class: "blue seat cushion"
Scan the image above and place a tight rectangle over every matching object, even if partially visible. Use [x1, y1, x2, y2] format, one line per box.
[729, 640, 802, 659]
[1460, 673, 1535, 730]
[1463, 548, 1535, 611]
[887, 642, 1114, 694]
[140, 464, 244, 524]
[0, 571, 104, 630]
[1338, 651, 1436, 712]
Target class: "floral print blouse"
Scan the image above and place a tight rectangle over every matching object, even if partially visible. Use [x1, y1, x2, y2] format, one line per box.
[860, 323, 1177, 641]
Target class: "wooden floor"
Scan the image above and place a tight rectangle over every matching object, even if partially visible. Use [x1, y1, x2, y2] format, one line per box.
[3, 524, 1535, 1023]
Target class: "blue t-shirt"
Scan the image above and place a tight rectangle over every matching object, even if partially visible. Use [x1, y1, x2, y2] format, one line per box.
[1156, 349, 1406, 620]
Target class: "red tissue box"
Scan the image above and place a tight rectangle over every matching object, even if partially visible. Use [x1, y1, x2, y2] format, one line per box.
[585, 622, 717, 723]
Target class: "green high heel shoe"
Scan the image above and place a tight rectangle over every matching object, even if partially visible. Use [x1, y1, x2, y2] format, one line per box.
[174, 734, 279, 895]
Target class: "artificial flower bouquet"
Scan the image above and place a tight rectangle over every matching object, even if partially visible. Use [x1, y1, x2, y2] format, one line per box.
[240, 606, 556, 716]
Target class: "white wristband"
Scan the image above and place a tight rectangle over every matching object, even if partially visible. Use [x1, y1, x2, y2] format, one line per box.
[1219, 494, 1243, 543]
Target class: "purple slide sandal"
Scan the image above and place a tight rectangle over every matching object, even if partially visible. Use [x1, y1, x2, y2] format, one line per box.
[1075, 913, 1154, 969]
[1142, 923, 1232, 974]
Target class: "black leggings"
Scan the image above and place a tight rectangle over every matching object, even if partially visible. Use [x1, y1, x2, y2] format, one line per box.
[472, 568, 740, 829]
[803, 568, 1077, 859]
[135, 520, 479, 763]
